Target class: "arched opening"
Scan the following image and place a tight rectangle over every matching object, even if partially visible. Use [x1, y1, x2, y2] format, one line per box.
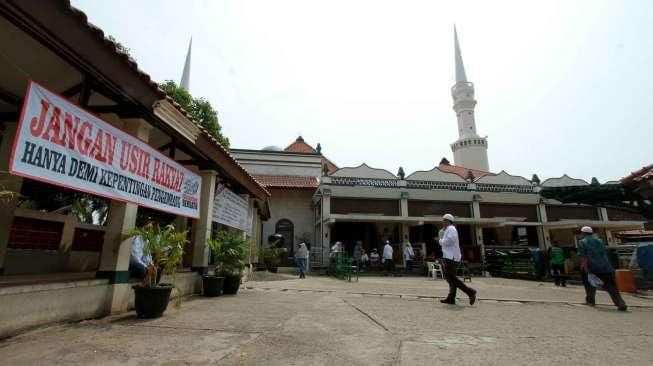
[275, 219, 294, 262]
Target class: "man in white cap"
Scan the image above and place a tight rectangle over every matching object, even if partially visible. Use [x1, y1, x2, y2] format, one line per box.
[383, 240, 394, 274]
[439, 213, 477, 305]
[578, 226, 627, 311]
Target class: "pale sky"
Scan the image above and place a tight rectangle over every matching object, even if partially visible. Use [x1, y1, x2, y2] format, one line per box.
[72, 0, 653, 182]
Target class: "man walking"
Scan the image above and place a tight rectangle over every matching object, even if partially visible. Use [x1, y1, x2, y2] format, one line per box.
[383, 240, 394, 275]
[439, 214, 477, 305]
[548, 241, 566, 287]
[578, 226, 627, 311]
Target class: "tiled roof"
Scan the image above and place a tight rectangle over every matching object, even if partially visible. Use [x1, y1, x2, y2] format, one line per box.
[253, 175, 319, 189]
[62, 1, 269, 197]
[285, 136, 316, 153]
[438, 163, 493, 180]
[622, 164, 653, 184]
[284, 136, 338, 174]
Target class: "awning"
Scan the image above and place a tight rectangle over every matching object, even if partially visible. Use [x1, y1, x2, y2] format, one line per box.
[544, 220, 645, 230]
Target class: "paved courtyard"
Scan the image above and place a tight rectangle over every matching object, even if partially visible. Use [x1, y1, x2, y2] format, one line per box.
[1, 275, 652, 365]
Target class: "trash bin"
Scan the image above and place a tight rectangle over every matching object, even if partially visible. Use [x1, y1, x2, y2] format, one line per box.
[615, 269, 636, 293]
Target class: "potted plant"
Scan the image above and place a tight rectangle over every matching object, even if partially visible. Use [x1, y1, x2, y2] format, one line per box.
[127, 223, 187, 318]
[259, 246, 281, 273]
[214, 230, 248, 295]
[201, 238, 225, 297]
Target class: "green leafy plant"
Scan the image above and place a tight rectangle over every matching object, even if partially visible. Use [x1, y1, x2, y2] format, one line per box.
[214, 230, 248, 277]
[160, 80, 230, 149]
[126, 223, 188, 288]
[258, 246, 282, 269]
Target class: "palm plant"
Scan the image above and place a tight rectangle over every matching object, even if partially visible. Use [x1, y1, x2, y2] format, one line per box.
[214, 230, 248, 277]
[127, 223, 188, 288]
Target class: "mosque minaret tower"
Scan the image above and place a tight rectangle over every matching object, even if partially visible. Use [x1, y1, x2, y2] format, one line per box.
[450, 26, 489, 171]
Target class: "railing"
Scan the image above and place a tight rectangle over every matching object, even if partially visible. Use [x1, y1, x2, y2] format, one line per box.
[328, 177, 536, 194]
[406, 180, 469, 191]
[330, 176, 399, 188]
[475, 183, 535, 194]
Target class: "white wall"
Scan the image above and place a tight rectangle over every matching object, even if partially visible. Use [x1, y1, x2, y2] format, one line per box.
[263, 189, 315, 254]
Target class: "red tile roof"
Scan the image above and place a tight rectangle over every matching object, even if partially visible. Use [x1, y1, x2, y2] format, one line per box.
[285, 136, 315, 153]
[438, 163, 493, 180]
[621, 164, 653, 184]
[253, 175, 319, 189]
[284, 136, 338, 174]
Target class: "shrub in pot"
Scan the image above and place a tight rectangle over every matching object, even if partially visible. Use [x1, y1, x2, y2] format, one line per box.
[214, 230, 248, 295]
[201, 238, 225, 297]
[127, 223, 187, 318]
[259, 246, 282, 273]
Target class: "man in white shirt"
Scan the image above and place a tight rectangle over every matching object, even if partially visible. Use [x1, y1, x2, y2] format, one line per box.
[439, 214, 477, 305]
[383, 240, 394, 274]
[129, 235, 152, 279]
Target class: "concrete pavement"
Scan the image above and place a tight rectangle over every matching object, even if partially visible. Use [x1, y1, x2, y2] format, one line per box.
[1, 275, 652, 365]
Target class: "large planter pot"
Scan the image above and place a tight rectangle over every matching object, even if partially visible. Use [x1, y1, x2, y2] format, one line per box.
[133, 284, 173, 318]
[222, 275, 242, 295]
[202, 275, 225, 297]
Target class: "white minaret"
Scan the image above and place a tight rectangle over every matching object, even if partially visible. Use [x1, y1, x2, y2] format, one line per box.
[180, 37, 192, 91]
[450, 26, 489, 171]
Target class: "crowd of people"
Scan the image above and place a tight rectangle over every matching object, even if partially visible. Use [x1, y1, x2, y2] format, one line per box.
[318, 214, 629, 311]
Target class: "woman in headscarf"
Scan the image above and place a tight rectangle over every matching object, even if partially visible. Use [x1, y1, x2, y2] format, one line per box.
[296, 242, 309, 279]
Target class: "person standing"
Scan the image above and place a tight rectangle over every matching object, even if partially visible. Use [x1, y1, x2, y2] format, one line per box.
[403, 242, 415, 274]
[383, 240, 394, 274]
[548, 241, 567, 287]
[353, 241, 362, 268]
[439, 214, 477, 305]
[295, 242, 309, 279]
[129, 234, 152, 279]
[360, 248, 369, 270]
[578, 226, 627, 311]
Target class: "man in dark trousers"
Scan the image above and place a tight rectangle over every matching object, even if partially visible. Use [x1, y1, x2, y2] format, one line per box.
[439, 214, 477, 305]
[578, 226, 627, 311]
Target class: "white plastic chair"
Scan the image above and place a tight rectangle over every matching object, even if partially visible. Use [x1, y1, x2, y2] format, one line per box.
[427, 261, 444, 280]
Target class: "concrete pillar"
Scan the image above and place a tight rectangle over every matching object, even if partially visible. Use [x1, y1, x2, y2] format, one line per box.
[191, 170, 217, 274]
[96, 119, 151, 313]
[400, 191, 409, 217]
[536, 203, 550, 250]
[471, 198, 485, 265]
[320, 189, 332, 266]
[597, 207, 616, 246]
[0, 122, 24, 275]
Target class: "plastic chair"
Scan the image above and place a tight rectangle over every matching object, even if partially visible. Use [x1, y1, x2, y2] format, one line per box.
[428, 261, 444, 280]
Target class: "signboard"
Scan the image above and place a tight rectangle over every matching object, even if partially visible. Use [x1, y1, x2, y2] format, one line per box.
[10, 81, 201, 218]
[213, 184, 251, 234]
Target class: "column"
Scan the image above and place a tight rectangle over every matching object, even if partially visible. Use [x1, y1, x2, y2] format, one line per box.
[471, 197, 485, 265]
[0, 122, 23, 275]
[96, 119, 151, 313]
[536, 202, 550, 250]
[400, 191, 409, 217]
[191, 170, 217, 274]
[597, 207, 616, 246]
[320, 189, 332, 266]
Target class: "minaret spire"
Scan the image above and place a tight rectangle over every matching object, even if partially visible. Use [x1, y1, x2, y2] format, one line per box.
[449, 27, 489, 171]
[180, 37, 192, 91]
[454, 25, 467, 83]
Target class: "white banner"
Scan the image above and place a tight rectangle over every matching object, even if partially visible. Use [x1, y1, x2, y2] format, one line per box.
[213, 184, 251, 233]
[10, 81, 201, 218]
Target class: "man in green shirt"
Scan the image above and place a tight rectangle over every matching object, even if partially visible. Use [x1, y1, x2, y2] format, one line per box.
[548, 241, 566, 287]
[577, 226, 627, 311]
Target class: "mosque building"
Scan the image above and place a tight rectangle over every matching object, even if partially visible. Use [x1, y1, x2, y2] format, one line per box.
[232, 28, 646, 269]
